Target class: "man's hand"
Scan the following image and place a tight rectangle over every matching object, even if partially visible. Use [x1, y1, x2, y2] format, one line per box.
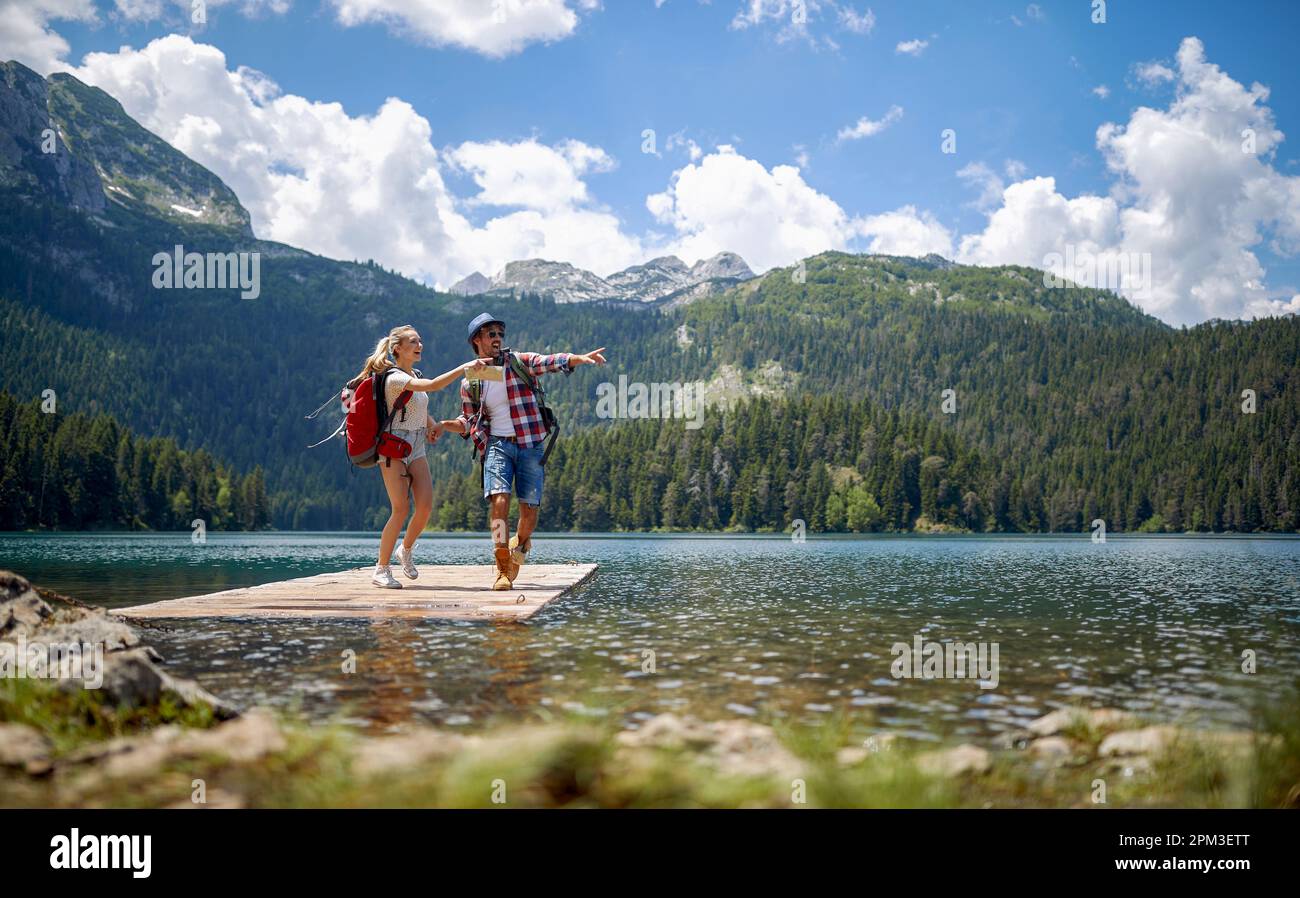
[426, 421, 444, 444]
[569, 347, 607, 368]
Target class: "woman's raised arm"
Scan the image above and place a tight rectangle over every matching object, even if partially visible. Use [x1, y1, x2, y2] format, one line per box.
[405, 357, 494, 393]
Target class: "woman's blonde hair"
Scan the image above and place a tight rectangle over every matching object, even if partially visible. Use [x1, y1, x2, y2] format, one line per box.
[351, 325, 417, 387]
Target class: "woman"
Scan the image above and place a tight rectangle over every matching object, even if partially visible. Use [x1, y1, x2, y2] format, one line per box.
[351, 325, 490, 588]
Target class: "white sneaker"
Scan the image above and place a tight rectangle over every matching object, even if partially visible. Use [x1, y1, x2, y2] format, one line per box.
[397, 544, 419, 580]
[371, 566, 402, 589]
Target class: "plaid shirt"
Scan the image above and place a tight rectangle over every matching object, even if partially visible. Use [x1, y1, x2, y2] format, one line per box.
[458, 351, 571, 457]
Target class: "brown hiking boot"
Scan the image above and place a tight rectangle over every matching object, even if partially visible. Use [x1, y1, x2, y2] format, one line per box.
[509, 535, 530, 579]
[492, 546, 514, 590]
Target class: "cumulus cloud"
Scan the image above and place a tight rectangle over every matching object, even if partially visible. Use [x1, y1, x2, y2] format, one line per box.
[895, 39, 927, 56]
[1092, 84, 1110, 99]
[857, 206, 953, 257]
[445, 138, 614, 212]
[326, 0, 591, 57]
[645, 145, 949, 270]
[959, 37, 1300, 324]
[0, 0, 97, 74]
[71, 35, 642, 285]
[648, 146, 852, 271]
[837, 105, 903, 141]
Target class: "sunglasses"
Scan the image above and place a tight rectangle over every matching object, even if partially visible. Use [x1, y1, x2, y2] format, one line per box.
[482, 328, 505, 338]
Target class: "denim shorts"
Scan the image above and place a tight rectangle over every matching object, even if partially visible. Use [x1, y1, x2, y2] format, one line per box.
[483, 436, 545, 505]
[389, 427, 428, 465]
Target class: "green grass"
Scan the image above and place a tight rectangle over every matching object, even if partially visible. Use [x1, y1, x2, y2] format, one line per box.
[0, 676, 217, 756]
[3, 677, 1297, 809]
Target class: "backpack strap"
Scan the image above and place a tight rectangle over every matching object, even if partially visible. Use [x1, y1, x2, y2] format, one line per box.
[375, 369, 414, 433]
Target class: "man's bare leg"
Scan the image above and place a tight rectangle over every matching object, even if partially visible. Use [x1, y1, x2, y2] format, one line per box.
[516, 502, 539, 552]
[489, 492, 514, 589]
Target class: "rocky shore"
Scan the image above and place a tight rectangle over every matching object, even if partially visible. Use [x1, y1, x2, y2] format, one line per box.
[2, 570, 1294, 809]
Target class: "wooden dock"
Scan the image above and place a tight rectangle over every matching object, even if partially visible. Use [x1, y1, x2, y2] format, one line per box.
[117, 564, 598, 622]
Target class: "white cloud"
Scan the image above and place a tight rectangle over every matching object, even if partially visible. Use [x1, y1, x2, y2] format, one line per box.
[837, 104, 903, 141]
[956, 162, 1005, 212]
[958, 176, 1121, 268]
[71, 35, 642, 286]
[327, 0, 589, 58]
[445, 138, 614, 212]
[666, 130, 703, 161]
[648, 145, 860, 271]
[730, 0, 874, 47]
[959, 37, 1300, 324]
[112, 0, 292, 21]
[1135, 61, 1176, 85]
[857, 206, 953, 257]
[895, 38, 928, 56]
[837, 4, 874, 34]
[0, 0, 97, 74]
[1092, 84, 1110, 99]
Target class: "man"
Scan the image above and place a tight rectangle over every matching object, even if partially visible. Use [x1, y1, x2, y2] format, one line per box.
[439, 312, 606, 590]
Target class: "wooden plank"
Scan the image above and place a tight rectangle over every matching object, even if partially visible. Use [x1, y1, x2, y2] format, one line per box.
[116, 563, 598, 622]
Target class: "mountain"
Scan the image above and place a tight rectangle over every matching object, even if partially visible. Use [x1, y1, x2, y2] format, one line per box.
[450, 251, 755, 305]
[447, 270, 491, 296]
[1, 60, 1297, 535]
[1, 61, 250, 234]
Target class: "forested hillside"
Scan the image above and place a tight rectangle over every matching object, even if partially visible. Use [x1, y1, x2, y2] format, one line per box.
[0, 391, 269, 531]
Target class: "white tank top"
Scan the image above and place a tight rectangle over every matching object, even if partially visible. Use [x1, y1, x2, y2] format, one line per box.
[482, 378, 516, 437]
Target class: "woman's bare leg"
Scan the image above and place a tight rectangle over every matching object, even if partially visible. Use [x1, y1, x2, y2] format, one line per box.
[403, 457, 433, 550]
[378, 461, 411, 568]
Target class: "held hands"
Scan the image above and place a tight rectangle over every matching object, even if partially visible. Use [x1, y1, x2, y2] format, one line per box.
[426, 420, 445, 444]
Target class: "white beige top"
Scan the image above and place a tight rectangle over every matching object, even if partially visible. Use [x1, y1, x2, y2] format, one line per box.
[481, 378, 516, 437]
[384, 368, 428, 430]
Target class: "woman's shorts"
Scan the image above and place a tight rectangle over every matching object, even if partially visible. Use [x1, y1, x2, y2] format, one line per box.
[388, 426, 429, 466]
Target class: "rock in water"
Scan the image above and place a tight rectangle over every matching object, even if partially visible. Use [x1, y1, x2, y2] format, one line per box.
[0, 570, 53, 638]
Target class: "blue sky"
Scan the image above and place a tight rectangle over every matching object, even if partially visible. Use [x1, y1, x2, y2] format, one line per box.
[10, 0, 1300, 323]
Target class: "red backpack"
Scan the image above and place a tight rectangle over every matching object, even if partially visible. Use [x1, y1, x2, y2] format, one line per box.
[308, 369, 412, 468]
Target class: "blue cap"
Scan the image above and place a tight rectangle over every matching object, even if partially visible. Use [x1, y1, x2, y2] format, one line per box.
[467, 311, 505, 345]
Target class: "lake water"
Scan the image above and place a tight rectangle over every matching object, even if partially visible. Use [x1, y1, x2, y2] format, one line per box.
[3, 532, 1298, 742]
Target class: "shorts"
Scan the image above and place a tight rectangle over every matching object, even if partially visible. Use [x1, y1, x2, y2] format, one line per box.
[483, 435, 545, 506]
[389, 426, 429, 465]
